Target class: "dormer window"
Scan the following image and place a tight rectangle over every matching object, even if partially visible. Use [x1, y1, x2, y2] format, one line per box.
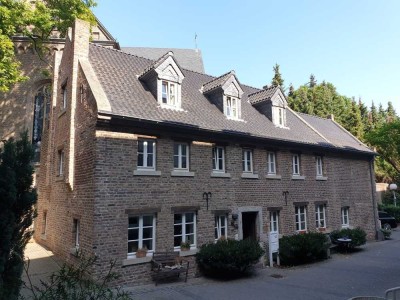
[162, 81, 176, 106]
[226, 96, 238, 119]
[138, 51, 184, 111]
[278, 108, 284, 126]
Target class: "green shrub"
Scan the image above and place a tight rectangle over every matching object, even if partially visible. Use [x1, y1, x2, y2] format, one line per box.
[279, 232, 329, 266]
[330, 227, 367, 248]
[379, 204, 400, 223]
[381, 228, 392, 239]
[382, 190, 400, 206]
[196, 239, 264, 277]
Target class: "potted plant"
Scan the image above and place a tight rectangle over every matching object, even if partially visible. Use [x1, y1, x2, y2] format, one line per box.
[136, 246, 148, 258]
[180, 241, 191, 251]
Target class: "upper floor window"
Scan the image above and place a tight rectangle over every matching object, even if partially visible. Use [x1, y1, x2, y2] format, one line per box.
[226, 96, 238, 119]
[242, 149, 253, 173]
[212, 146, 225, 172]
[174, 212, 196, 250]
[174, 143, 189, 170]
[73, 218, 80, 248]
[267, 152, 276, 175]
[315, 205, 326, 229]
[278, 108, 284, 126]
[295, 205, 307, 232]
[128, 215, 155, 258]
[161, 81, 177, 106]
[341, 207, 349, 228]
[58, 149, 64, 176]
[292, 154, 300, 175]
[33, 84, 51, 162]
[137, 140, 156, 170]
[215, 215, 227, 241]
[316, 156, 323, 177]
[61, 83, 67, 110]
[42, 211, 47, 235]
[270, 211, 279, 233]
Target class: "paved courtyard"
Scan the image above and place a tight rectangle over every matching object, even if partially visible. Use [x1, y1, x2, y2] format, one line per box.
[22, 230, 400, 299]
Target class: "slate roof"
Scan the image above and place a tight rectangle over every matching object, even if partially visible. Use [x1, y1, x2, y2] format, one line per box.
[202, 70, 235, 94]
[121, 47, 205, 74]
[88, 44, 373, 155]
[248, 86, 280, 105]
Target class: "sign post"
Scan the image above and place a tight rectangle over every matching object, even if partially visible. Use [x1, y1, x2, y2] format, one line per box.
[269, 231, 280, 267]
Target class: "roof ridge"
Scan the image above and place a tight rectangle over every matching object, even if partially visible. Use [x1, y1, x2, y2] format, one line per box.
[203, 70, 234, 85]
[248, 86, 277, 97]
[297, 112, 330, 121]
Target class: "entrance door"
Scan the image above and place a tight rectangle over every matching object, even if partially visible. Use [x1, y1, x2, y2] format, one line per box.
[242, 212, 258, 240]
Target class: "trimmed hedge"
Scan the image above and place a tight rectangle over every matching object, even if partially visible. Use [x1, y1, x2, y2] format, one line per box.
[378, 203, 400, 223]
[279, 232, 329, 266]
[196, 239, 264, 277]
[330, 227, 366, 248]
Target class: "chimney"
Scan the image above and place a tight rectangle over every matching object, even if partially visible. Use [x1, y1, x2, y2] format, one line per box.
[72, 19, 90, 59]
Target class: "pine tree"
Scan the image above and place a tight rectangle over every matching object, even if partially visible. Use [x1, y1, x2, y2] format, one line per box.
[271, 63, 284, 89]
[0, 132, 37, 299]
[370, 101, 378, 128]
[387, 101, 397, 122]
[309, 74, 317, 88]
[378, 103, 387, 125]
[358, 98, 370, 132]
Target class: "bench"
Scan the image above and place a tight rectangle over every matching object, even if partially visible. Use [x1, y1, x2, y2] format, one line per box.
[151, 251, 189, 286]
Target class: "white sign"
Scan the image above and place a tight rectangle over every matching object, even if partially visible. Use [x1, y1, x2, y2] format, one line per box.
[269, 232, 280, 267]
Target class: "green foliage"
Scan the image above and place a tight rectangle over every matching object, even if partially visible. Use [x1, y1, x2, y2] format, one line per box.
[330, 227, 367, 248]
[196, 239, 264, 277]
[0, 132, 37, 300]
[271, 63, 284, 89]
[22, 255, 130, 300]
[278, 232, 329, 266]
[0, 0, 97, 92]
[378, 203, 400, 223]
[380, 228, 392, 239]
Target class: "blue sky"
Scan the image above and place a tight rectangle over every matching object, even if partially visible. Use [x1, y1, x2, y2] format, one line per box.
[93, 0, 400, 113]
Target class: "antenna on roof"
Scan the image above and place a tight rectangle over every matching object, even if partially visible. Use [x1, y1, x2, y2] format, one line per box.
[194, 32, 198, 50]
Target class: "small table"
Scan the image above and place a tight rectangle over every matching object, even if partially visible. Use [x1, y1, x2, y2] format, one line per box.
[337, 237, 352, 251]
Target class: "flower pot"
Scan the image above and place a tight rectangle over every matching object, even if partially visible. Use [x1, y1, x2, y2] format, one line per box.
[136, 249, 147, 258]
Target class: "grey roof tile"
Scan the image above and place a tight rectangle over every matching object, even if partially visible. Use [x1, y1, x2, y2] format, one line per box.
[88, 44, 373, 154]
[248, 86, 279, 105]
[202, 70, 235, 94]
[121, 47, 205, 74]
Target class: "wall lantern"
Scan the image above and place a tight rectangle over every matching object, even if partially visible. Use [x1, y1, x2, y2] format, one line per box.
[203, 192, 212, 210]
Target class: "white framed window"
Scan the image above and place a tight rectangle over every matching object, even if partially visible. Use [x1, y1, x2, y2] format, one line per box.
[278, 108, 284, 126]
[161, 81, 177, 106]
[128, 215, 155, 258]
[212, 146, 225, 172]
[215, 215, 228, 240]
[242, 149, 253, 173]
[61, 84, 67, 110]
[226, 96, 238, 119]
[316, 156, 323, 177]
[267, 152, 276, 175]
[292, 154, 300, 175]
[174, 212, 196, 249]
[137, 140, 156, 170]
[295, 206, 307, 232]
[58, 149, 64, 176]
[341, 207, 349, 228]
[270, 211, 279, 233]
[73, 219, 80, 248]
[315, 205, 326, 229]
[174, 143, 189, 170]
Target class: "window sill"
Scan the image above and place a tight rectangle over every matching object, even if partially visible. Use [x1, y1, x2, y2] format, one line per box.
[122, 256, 152, 266]
[159, 103, 184, 111]
[134, 170, 161, 176]
[210, 172, 231, 178]
[171, 170, 195, 177]
[241, 173, 259, 179]
[55, 175, 65, 182]
[58, 109, 67, 118]
[316, 176, 328, 181]
[291, 175, 306, 180]
[265, 174, 282, 180]
[179, 249, 198, 256]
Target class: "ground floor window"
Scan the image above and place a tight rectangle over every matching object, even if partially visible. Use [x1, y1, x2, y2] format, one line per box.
[215, 215, 227, 240]
[295, 206, 307, 232]
[315, 205, 326, 229]
[42, 211, 47, 235]
[341, 207, 349, 228]
[270, 211, 279, 233]
[127, 215, 155, 258]
[73, 219, 80, 248]
[174, 212, 196, 249]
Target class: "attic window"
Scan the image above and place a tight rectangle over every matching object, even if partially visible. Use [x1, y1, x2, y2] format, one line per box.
[161, 81, 176, 106]
[226, 96, 238, 119]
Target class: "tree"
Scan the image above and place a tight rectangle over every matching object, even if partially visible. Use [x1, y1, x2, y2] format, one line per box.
[271, 63, 284, 89]
[309, 74, 317, 88]
[387, 101, 397, 122]
[0, 0, 97, 92]
[0, 132, 37, 299]
[366, 119, 400, 174]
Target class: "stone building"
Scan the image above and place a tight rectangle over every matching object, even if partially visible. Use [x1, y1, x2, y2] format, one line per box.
[34, 20, 378, 285]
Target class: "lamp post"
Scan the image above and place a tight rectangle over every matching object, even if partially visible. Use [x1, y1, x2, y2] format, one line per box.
[389, 183, 398, 207]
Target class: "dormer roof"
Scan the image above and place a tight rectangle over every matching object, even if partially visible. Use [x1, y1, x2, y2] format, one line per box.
[139, 51, 184, 83]
[202, 70, 243, 97]
[248, 86, 286, 106]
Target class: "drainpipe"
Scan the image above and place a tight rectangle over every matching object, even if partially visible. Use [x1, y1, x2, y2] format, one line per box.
[369, 157, 380, 240]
